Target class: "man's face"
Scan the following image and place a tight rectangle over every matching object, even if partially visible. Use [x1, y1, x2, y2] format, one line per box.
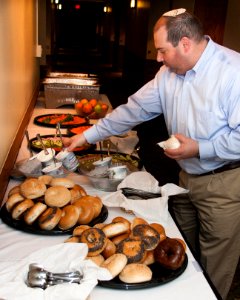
[154, 25, 187, 75]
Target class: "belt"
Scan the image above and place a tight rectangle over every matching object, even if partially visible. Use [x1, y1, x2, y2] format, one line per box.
[200, 161, 240, 176]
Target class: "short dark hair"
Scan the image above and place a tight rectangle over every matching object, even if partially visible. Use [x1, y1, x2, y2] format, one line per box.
[154, 11, 204, 47]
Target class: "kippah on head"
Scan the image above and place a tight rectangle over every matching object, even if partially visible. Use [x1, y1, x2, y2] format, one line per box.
[162, 8, 186, 17]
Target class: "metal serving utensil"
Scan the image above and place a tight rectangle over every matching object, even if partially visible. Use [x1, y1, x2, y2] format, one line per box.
[56, 122, 64, 150]
[120, 187, 162, 199]
[36, 134, 49, 155]
[27, 263, 83, 289]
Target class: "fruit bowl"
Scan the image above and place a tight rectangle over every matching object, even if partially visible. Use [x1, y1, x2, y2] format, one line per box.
[75, 98, 109, 119]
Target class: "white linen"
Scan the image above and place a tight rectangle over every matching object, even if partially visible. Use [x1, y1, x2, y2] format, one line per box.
[0, 243, 111, 300]
[102, 171, 188, 226]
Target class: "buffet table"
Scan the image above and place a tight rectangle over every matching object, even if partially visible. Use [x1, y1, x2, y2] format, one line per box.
[0, 95, 219, 300]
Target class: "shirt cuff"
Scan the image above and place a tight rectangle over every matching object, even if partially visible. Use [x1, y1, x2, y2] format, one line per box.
[83, 125, 101, 145]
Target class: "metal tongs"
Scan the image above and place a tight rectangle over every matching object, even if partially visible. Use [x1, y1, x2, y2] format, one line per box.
[56, 122, 64, 150]
[27, 263, 83, 289]
[120, 187, 162, 199]
[36, 133, 49, 155]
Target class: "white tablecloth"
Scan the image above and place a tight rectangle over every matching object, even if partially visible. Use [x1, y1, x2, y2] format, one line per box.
[0, 96, 218, 300]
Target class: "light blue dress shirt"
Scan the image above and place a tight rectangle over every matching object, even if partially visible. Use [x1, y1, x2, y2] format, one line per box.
[85, 37, 240, 174]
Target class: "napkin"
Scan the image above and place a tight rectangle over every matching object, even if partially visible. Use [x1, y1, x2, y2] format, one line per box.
[0, 243, 112, 300]
[102, 171, 188, 226]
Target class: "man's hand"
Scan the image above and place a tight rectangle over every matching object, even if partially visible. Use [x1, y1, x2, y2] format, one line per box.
[164, 133, 199, 160]
[62, 134, 87, 152]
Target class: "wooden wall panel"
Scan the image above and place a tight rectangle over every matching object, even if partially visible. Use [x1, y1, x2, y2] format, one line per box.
[194, 0, 228, 44]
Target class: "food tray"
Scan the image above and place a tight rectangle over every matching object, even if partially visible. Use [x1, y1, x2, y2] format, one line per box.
[0, 205, 108, 236]
[34, 114, 88, 128]
[98, 254, 188, 290]
[29, 134, 95, 153]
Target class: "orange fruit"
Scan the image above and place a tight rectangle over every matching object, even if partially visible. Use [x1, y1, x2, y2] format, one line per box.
[101, 103, 108, 111]
[89, 98, 98, 107]
[75, 102, 83, 110]
[80, 98, 88, 105]
[82, 103, 93, 114]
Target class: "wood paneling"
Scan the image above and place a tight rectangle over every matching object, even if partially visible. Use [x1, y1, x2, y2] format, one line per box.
[194, 0, 228, 44]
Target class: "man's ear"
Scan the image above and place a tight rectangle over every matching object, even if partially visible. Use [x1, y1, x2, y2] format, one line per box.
[180, 37, 191, 52]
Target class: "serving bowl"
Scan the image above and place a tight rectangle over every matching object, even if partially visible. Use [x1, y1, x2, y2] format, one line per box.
[77, 151, 141, 192]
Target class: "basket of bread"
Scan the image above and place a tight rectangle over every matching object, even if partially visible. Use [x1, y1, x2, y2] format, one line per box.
[1, 176, 108, 234]
[64, 216, 187, 287]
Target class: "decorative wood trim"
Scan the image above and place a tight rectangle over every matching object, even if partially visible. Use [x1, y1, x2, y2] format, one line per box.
[0, 86, 39, 205]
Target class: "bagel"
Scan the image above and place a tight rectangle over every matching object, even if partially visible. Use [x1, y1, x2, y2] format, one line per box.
[119, 263, 152, 283]
[72, 198, 95, 225]
[131, 217, 148, 229]
[5, 192, 25, 212]
[24, 202, 48, 225]
[20, 178, 47, 199]
[150, 223, 166, 242]
[131, 224, 160, 250]
[101, 253, 128, 278]
[112, 216, 131, 232]
[64, 236, 80, 243]
[173, 238, 187, 251]
[38, 175, 53, 185]
[73, 225, 91, 236]
[111, 232, 130, 245]
[80, 227, 107, 257]
[8, 185, 21, 197]
[83, 195, 103, 218]
[142, 250, 155, 265]
[70, 184, 87, 203]
[11, 199, 34, 220]
[93, 223, 106, 230]
[102, 238, 117, 259]
[38, 207, 62, 230]
[58, 205, 80, 230]
[44, 186, 71, 207]
[103, 222, 129, 238]
[49, 177, 75, 188]
[116, 237, 146, 264]
[154, 237, 185, 270]
[87, 254, 105, 266]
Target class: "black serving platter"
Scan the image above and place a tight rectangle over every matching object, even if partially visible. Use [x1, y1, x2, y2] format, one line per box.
[98, 254, 188, 290]
[0, 204, 108, 236]
[29, 134, 95, 154]
[34, 114, 88, 128]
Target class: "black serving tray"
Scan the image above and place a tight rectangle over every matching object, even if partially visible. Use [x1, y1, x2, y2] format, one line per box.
[0, 204, 108, 236]
[34, 114, 88, 128]
[98, 254, 188, 290]
[29, 134, 95, 154]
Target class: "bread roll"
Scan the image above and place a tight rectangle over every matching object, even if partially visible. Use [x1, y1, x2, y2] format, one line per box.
[101, 253, 127, 278]
[45, 186, 71, 207]
[119, 263, 152, 283]
[24, 202, 47, 225]
[50, 178, 75, 188]
[20, 178, 46, 199]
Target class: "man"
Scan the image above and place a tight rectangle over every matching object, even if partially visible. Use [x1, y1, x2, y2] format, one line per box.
[64, 9, 240, 299]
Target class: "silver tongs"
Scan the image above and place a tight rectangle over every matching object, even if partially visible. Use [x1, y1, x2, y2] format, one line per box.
[36, 133, 49, 155]
[27, 263, 83, 289]
[56, 122, 64, 150]
[120, 187, 162, 199]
